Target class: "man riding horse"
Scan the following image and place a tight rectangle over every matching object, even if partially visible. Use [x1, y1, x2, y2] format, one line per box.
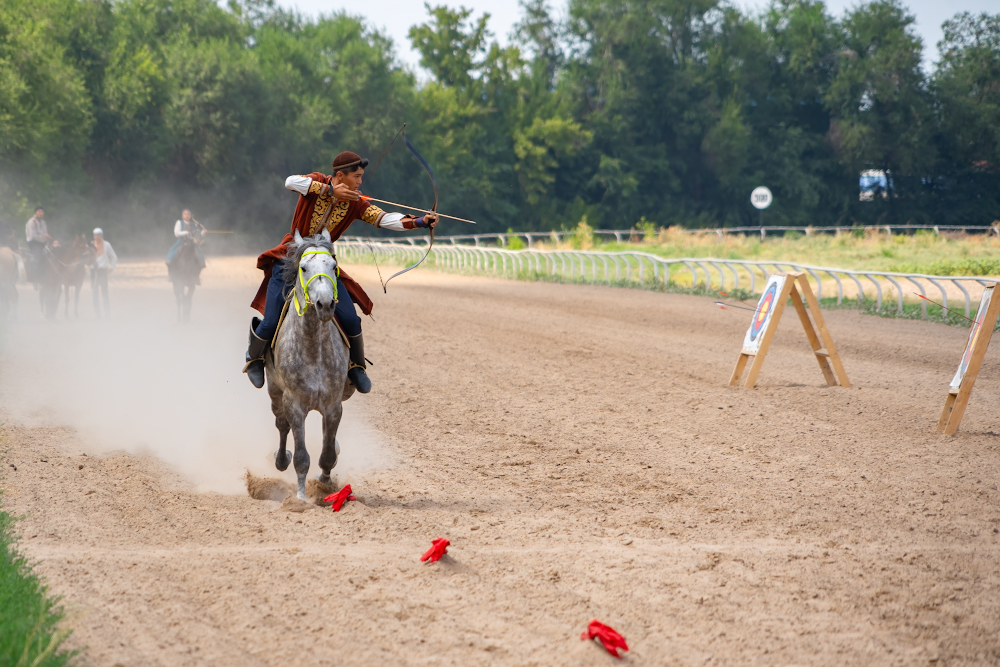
[244, 151, 438, 392]
[166, 208, 206, 270]
[25, 206, 50, 288]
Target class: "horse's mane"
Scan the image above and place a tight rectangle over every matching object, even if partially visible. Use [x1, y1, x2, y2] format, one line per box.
[283, 233, 334, 300]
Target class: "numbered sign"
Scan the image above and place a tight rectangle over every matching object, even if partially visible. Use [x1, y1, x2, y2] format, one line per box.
[750, 186, 772, 210]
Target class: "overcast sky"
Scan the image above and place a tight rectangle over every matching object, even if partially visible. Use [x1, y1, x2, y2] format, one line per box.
[271, 0, 999, 71]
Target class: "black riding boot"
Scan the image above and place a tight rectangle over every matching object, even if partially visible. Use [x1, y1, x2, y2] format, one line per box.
[347, 333, 372, 394]
[243, 317, 269, 389]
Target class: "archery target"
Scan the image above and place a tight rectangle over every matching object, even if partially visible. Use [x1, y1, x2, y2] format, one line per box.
[742, 275, 786, 354]
[950, 285, 995, 390]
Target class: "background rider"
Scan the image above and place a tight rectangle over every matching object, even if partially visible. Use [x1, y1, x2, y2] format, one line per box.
[25, 206, 50, 288]
[166, 208, 206, 269]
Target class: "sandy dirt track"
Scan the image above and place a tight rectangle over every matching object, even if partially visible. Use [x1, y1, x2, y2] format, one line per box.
[1, 259, 1000, 666]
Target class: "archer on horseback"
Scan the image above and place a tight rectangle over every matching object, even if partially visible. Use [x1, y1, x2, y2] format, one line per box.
[244, 151, 438, 392]
[166, 208, 206, 271]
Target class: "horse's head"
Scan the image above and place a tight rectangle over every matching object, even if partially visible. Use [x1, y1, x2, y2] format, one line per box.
[74, 234, 94, 256]
[289, 229, 338, 322]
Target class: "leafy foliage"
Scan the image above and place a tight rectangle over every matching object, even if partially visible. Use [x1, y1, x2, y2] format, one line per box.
[0, 0, 996, 245]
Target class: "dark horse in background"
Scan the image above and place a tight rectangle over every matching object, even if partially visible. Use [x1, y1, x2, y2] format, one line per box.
[40, 236, 92, 319]
[168, 236, 204, 323]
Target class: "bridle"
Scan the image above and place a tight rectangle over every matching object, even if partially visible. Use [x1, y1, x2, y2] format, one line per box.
[293, 249, 339, 317]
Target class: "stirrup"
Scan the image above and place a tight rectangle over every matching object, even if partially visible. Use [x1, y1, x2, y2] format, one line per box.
[347, 362, 371, 393]
[242, 357, 265, 373]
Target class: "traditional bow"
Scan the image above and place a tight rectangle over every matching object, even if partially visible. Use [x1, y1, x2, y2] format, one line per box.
[359, 123, 440, 291]
[382, 128, 438, 289]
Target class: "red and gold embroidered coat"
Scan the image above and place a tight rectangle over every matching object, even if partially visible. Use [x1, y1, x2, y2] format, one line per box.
[251, 172, 391, 316]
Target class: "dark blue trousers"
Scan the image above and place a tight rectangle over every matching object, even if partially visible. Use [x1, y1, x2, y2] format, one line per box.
[254, 260, 362, 340]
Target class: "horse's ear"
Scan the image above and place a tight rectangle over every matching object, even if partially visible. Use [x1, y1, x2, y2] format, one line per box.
[321, 228, 331, 243]
[293, 229, 303, 244]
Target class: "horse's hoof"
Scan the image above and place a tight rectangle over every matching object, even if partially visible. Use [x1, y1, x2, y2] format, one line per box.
[275, 450, 291, 471]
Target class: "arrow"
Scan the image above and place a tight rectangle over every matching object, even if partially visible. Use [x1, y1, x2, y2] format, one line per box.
[357, 195, 477, 225]
[715, 301, 757, 312]
[912, 293, 975, 323]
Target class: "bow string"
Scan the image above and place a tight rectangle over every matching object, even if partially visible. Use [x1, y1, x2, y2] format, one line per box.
[382, 128, 438, 289]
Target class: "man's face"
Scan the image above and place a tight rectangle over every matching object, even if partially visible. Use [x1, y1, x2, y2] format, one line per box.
[94, 234, 102, 243]
[336, 168, 365, 191]
[35, 209, 44, 220]
[182, 210, 192, 222]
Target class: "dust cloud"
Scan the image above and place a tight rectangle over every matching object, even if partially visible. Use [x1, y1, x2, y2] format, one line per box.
[0, 261, 389, 494]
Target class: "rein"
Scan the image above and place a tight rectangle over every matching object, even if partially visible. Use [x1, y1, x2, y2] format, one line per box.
[293, 249, 339, 317]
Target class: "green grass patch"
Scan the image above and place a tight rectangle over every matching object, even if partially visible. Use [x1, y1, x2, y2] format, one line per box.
[522, 227, 1000, 275]
[887, 258, 1000, 276]
[0, 498, 76, 667]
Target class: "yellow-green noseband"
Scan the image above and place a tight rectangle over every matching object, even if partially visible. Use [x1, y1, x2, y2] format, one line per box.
[293, 250, 339, 317]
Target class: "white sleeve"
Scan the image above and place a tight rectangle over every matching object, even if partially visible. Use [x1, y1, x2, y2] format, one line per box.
[26, 219, 40, 242]
[377, 212, 407, 231]
[107, 244, 118, 269]
[285, 175, 313, 196]
[174, 220, 189, 237]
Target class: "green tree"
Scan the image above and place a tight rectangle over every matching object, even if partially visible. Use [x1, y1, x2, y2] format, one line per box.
[825, 0, 933, 223]
[932, 12, 1000, 224]
[0, 0, 94, 222]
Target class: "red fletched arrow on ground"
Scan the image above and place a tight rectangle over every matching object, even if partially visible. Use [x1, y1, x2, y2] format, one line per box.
[420, 537, 450, 563]
[323, 484, 356, 512]
[581, 620, 629, 658]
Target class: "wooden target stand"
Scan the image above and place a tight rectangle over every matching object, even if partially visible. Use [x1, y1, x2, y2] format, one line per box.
[937, 282, 1000, 435]
[729, 272, 850, 389]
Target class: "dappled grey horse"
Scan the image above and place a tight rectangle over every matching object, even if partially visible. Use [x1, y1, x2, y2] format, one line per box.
[266, 229, 355, 499]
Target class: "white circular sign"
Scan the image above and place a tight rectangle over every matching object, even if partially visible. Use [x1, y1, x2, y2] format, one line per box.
[751, 186, 772, 210]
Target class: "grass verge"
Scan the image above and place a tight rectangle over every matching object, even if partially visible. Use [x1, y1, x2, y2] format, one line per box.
[0, 496, 76, 667]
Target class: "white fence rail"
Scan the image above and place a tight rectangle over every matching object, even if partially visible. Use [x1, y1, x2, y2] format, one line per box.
[334, 240, 997, 319]
[342, 224, 998, 248]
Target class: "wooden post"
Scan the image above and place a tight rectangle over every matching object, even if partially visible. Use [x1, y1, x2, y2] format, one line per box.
[937, 283, 1000, 435]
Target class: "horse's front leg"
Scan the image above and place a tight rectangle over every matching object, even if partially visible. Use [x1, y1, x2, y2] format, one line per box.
[283, 401, 310, 500]
[63, 285, 69, 318]
[318, 402, 344, 485]
[73, 284, 80, 318]
[266, 379, 292, 471]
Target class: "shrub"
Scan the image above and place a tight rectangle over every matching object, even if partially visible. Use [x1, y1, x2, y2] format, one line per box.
[570, 216, 595, 250]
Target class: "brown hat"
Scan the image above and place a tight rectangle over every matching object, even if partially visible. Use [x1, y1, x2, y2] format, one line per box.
[332, 151, 364, 172]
